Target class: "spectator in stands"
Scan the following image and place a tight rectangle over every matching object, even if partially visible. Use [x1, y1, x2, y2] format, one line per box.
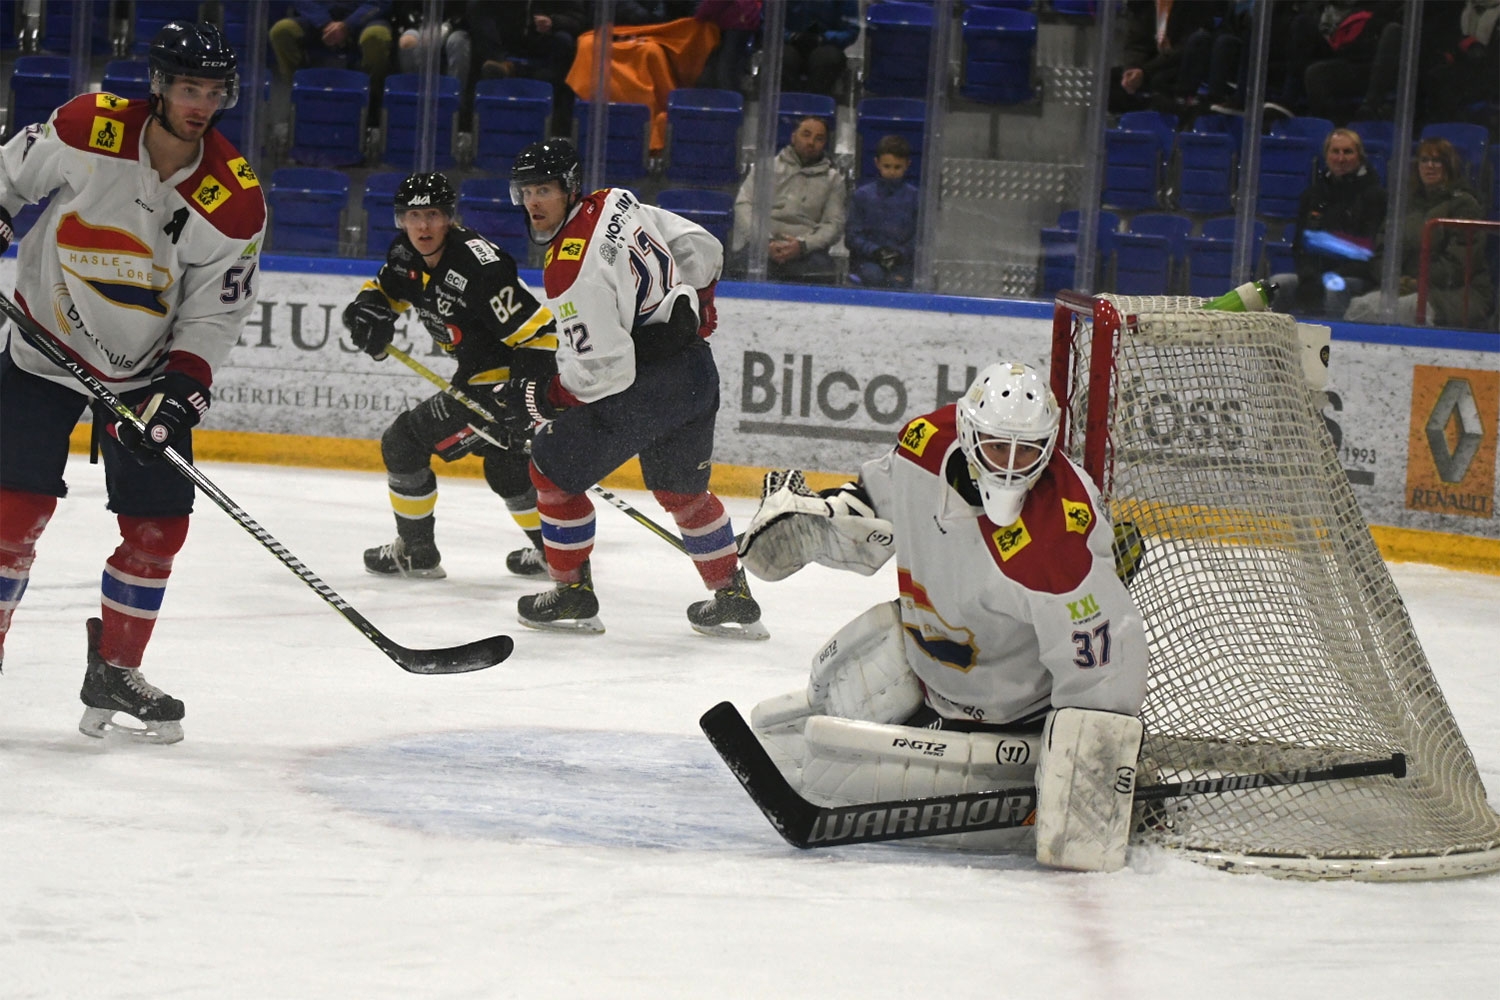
[269, 1, 394, 108]
[466, 1, 586, 136]
[391, 1, 469, 80]
[1423, 0, 1500, 126]
[1269, 128, 1386, 317]
[1344, 138, 1494, 328]
[695, 0, 762, 93]
[732, 115, 845, 284]
[781, 0, 859, 98]
[616, 2, 698, 24]
[1108, 0, 1219, 116]
[1268, 2, 1397, 120]
[846, 135, 918, 289]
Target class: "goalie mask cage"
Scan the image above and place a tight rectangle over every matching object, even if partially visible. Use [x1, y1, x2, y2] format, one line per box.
[1050, 291, 1500, 880]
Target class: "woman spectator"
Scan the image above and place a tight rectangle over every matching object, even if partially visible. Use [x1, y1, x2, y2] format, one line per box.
[1345, 138, 1494, 328]
[1269, 128, 1386, 317]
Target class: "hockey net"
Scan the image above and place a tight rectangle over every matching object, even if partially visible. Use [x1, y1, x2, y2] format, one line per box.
[1051, 291, 1500, 880]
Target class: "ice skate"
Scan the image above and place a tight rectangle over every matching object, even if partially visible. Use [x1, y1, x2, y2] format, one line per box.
[505, 545, 548, 577]
[687, 567, 769, 640]
[517, 561, 604, 634]
[78, 618, 185, 744]
[363, 537, 446, 579]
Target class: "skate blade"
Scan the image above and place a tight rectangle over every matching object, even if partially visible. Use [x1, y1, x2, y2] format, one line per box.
[365, 564, 447, 580]
[517, 614, 606, 635]
[691, 620, 771, 641]
[78, 707, 184, 745]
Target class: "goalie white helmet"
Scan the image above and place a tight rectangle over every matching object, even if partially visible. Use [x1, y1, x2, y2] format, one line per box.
[955, 362, 1061, 526]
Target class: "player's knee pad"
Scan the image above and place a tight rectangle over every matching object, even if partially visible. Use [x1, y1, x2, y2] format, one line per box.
[380, 411, 430, 474]
[484, 447, 533, 499]
[799, 715, 1040, 853]
[113, 515, 189, 573]
[808, 600, 923, 724]
[1034, 707, 1144, 872]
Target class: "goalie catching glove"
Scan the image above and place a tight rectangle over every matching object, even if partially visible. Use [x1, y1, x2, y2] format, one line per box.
[737, 469, 895, 582]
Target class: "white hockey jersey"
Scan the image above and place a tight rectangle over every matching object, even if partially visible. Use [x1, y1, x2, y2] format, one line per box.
[860, 405, 1149, 726]
[540, 187, 722, 403]
[0, 93, 265, 395]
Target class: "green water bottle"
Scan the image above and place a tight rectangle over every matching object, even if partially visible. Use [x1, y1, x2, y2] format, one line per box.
[1203, 279, 1277, 312]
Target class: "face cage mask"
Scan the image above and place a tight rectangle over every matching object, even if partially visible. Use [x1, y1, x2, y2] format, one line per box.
[965, 433, 1056, 526]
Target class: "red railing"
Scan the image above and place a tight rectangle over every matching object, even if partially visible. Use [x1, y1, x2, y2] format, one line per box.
[1416, 218, 1500, 328]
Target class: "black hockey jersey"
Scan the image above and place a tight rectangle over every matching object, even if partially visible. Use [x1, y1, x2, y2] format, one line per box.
[367, 224, 557, 388]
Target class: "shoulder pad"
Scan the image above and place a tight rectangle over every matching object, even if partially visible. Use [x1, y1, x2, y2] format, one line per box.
[175, 130, 265, 238]
[894, 405, 959, 476]
[50, 94, 147, 159]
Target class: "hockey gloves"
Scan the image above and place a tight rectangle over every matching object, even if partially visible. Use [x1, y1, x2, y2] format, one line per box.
[696, 281, 717, 338]
[0, 206, 13, 256]
[343, 290, 398, 360]
[491, 377, 562, 432]
[113, 372, 210, 460]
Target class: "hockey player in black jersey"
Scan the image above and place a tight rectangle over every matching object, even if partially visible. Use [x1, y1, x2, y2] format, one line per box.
[343, 172, 558, 579]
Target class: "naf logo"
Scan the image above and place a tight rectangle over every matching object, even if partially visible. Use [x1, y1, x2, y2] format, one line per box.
[1062, 498, 1092, 534]
[558, 239, 586, 260]
[992, 519, 1030, 560]
[899, 417, 938, 456]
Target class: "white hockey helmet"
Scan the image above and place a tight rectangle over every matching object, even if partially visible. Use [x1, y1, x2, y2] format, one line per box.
[955, 361, 1061, 525]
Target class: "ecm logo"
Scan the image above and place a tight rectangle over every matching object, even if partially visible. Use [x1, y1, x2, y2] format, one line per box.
[1425, 378, 1484, 483]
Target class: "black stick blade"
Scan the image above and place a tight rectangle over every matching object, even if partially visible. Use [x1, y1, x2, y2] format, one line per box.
[388, 633, 515, 674]
[700, 701, 819, 847]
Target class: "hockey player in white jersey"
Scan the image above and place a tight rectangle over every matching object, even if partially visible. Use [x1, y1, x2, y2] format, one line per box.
[491, 138, 765, 639]
[0, 21, 265, 743]
[737, 362, 1150, 870]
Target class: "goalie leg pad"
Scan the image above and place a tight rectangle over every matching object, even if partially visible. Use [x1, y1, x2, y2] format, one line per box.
[1034, 707, 1144, 872]
[808, 600, 923, 724]
[799, 715, 1041, 852]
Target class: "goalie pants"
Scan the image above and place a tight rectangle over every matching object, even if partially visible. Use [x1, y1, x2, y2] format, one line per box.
[0, 348, 193, 667]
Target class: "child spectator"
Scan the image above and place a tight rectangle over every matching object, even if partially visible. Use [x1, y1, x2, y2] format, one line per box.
[846, 135, 918, 289]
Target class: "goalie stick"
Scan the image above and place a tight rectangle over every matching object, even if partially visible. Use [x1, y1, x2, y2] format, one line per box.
[382, 344, 690, 554]
[0, 290, 512, 675]
[699, 701, 1408, 849]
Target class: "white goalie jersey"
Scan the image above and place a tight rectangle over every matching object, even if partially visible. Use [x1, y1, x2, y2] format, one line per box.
[861, 404, 1149, 726]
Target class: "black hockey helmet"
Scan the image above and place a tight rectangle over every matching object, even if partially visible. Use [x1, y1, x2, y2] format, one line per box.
[510, 138, 581, 244]
[394, 172, 458, 219]
[510, 138, 582, 205]
[148, 21, 239, 110]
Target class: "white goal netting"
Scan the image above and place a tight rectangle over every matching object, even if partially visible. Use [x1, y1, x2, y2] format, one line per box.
[1053, 292, 1500, 880]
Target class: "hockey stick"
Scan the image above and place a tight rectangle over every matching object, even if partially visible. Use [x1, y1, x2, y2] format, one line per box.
[0, 290, 512, 675]
[382, 344, 690, 554]
[699, 701, 1408, 849]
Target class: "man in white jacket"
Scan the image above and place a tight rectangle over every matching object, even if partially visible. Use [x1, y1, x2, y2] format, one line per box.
[732, 115, 846, 284]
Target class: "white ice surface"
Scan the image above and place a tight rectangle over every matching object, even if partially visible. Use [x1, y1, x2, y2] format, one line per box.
[2, 458, 1498, 1000]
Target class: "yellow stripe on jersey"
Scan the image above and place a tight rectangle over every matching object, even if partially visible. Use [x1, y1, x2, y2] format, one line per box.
[359, 279, 409, 311]
[466, 366, 512, 386]
[509, 508, 541, 531]
[390, 489, 438, 520]
[503, 305, 557, 349]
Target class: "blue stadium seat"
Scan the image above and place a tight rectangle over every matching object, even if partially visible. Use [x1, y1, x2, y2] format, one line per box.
[101, 60, 152, 103]
[210, 78, 270, 157]
[1262, 236, 1295, 278]
[289, 68, 369, 167]
[131, 2, 202, 55]
[657, 189, 734, 248]
[44, 0, 110, 54]
[856, 97, 926, 183]
[960, 6, 1036, 104]
[1256, 134, 1317, 219]
[9, 55, 72, 133]
[777, 92, 836, 149]
[864, 2, 934, 98]
[361, 171, 406, 258]
[381, 73, 460, 169]
[665, 88, 744, 185]
[1271, 115, 1335, 148]
[1348, 119, 1392, 185]
[1176, 116, 1237, 215]
[473, 78, 552, 176]
[1420, 122, 1490, 190]
[1103, 116, 1172, 210]
[575, 101, 652, 186]
[1039, 209, 1119, 296]
[458, 177, 530, 262]
[1185, 216, 1266, 297]
[267, 168, 349, 255]
[1111, 213, 1192, 295]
